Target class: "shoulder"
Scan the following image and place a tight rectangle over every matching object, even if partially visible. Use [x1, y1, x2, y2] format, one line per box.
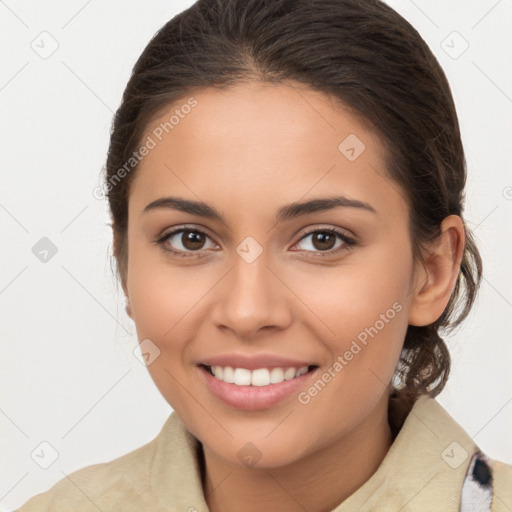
[365, 395, 512, 511]
[490, 459, 512, 512]
[15, 417, 177, 512]
[411, 396, 512, 511]
[16, 443, 158, 512]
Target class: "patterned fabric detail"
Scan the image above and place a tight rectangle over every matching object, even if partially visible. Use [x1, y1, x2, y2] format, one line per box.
[459, 451, 494, 512]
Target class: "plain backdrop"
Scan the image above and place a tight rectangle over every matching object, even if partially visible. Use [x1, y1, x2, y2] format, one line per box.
[1, 1, 511, 510]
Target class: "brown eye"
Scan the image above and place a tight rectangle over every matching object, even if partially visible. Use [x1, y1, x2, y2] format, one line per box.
[158, 227, 217, 256]
[181, 230, 206, 250]
[311, 232, 337, 251]
[291, 228, 356, 257]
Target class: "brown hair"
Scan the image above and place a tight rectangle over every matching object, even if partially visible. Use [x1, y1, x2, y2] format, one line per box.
[105, 0, 482, 418]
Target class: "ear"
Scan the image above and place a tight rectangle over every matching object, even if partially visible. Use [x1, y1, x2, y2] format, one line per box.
[408, 215, 465, 327]
[125, 300, 134, 319]
[113, 231, 132, 318]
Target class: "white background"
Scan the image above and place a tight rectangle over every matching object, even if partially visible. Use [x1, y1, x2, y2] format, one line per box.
[1, 1, 511, 510]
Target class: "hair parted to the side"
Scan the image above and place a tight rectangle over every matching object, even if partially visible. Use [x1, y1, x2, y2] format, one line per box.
[104, 0, 482, 420]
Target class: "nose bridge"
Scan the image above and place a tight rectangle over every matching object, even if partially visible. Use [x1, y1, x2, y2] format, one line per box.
[211, 242, 291, 337]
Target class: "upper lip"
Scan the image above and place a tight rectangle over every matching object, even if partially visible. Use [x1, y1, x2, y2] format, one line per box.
[199, 353, 316, 370]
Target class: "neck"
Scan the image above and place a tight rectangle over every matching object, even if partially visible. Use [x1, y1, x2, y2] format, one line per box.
[202, 394, 393, 512]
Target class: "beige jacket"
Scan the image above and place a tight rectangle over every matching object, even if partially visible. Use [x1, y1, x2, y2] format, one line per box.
[16, 396, 512, 511]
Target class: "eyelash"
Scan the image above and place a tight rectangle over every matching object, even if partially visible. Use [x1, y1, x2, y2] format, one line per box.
[155, 225, 357, 259]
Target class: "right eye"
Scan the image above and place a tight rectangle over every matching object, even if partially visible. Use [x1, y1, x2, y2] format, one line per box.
[156, 226, 219, 257]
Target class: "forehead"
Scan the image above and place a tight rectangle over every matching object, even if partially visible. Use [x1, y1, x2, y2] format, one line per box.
[129, 82, 407, 221]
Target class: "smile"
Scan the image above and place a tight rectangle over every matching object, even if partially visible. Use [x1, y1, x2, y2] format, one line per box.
[198, 363, 319, 410]
[203, 364, 316, 386]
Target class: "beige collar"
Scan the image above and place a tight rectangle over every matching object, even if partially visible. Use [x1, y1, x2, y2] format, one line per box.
[149, 396, 478, 511]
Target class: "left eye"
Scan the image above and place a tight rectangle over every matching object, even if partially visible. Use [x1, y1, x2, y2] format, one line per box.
[292, 229, 355, 253]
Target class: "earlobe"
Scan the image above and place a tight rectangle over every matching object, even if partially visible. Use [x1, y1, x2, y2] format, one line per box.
[408, 215, 465, 327]
[126, 299, 133, 319]
[113, 232, 131, 314]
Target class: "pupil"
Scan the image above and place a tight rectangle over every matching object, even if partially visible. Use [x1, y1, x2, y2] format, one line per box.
[183, 231, 204, 250]
[313, 232, 335, 250]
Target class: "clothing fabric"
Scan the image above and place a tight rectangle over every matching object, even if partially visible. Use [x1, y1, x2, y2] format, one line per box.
[460, 451, 494, 511]
[16, 396, 512, 511]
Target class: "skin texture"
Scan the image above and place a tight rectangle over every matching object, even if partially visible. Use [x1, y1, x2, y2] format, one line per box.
[120, 81, 464, 512]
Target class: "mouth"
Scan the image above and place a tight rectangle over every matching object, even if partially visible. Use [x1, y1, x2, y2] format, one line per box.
[196, 354, 321, 410]
[199, 363, 319, 387]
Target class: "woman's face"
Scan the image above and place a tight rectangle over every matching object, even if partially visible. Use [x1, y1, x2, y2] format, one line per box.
[125, 81, 418, 468]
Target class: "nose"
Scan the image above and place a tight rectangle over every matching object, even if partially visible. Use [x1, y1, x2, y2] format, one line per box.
[210, 251, 293, 340]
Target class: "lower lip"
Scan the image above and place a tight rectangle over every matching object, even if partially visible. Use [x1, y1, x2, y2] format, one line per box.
[198, 365, 317, 411]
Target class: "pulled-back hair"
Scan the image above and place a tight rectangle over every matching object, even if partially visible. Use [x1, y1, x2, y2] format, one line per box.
[105, 0, 482, 421]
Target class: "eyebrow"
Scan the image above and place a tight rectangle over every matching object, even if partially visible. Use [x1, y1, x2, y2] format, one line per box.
[142, 195, 377, 224]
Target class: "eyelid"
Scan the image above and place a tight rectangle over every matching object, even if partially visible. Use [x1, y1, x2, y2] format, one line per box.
[156, 223, 357, 258]
[158, 224, 216, 242]
[294, 224, 356, 241]
[290, 225, 356, 254]
[155, 224, 220, 258]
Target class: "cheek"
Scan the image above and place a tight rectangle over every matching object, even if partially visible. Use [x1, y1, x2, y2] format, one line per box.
[126, 257, 210, 409]
[295, 253, 412, 339]
[127, 232, 211, 326]
[291, 247, 413, 391]
[127, 244, 194, 350]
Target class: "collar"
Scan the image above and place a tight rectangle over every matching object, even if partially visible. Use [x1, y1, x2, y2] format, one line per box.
[333, 395, 479, 511]
[149, 396, 478, 512]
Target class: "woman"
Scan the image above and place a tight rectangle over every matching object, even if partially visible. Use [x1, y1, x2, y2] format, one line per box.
[17, 0, 512, 510]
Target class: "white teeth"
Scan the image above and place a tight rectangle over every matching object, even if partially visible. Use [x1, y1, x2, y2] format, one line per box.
[270, 367, 284, 384]
[251, 368, 270, 386]
[233, 368, 252, 385]
[222, 366, 234, 383]
[213, 366, 223, 380]
[296, 366, 308, 377]
[284, 367, 296, 380]
[208, 365, 310, 386]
